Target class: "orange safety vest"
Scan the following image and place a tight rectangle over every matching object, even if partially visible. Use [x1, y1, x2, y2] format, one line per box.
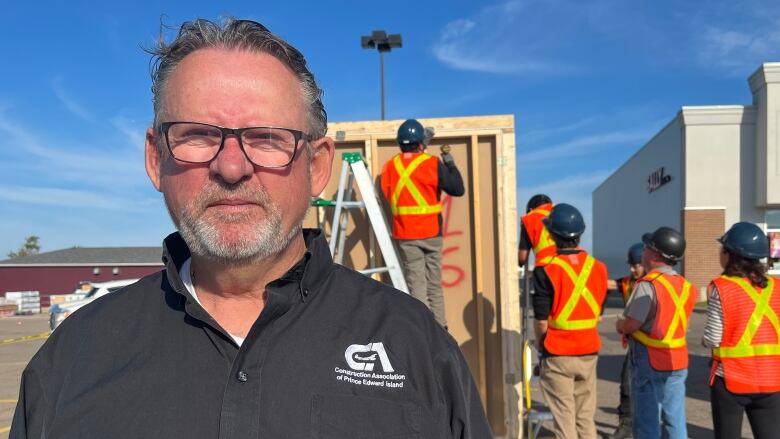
[632, 271, 696, 371]
[521, 203, 556, 266]
[709, 275, 780, 394]
[543, 252, 608, 356]
[380, 152, 442, 240]
[619, 276, 636, 304]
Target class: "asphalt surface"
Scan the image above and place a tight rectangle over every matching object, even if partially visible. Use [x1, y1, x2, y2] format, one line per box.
[527, 294, 755, 438]
[0, 301, 756, 439]
[0, 314, 49, 439]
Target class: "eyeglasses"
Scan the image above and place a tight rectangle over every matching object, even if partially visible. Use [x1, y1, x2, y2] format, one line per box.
[159, 122, 312, 168]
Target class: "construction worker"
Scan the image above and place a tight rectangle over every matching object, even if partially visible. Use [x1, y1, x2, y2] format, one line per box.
[703, 221, 780, 439]
[616, 227, 696, 439]
[606, 241, 645, 439]
[380, 118, 464, 328]
[518, 194, 555, 267]
[533, 203, 608, 439]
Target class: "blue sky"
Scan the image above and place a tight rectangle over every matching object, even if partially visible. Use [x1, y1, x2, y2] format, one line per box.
[2, 0, 780, 255]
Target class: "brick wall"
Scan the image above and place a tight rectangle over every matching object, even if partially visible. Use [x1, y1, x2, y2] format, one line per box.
[681, 208, 725, 300]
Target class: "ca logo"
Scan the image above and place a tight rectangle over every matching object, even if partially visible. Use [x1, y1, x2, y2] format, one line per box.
[345, 342, 394, 372]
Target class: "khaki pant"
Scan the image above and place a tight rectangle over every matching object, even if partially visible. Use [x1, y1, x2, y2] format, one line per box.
[397, 237, 446, 327]
[540, 355, 598, 439]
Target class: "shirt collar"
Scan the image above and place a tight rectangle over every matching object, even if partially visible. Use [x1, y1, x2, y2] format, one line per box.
[160, 228, 333, 303]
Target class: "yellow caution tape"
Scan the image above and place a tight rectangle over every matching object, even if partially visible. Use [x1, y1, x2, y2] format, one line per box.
[0, 332, 50, 346]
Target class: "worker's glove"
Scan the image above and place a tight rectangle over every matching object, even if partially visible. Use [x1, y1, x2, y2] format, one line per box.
[440, 145, 455, 166]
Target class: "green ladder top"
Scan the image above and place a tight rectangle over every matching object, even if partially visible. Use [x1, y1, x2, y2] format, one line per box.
[311, 197, 335, 207]
[342, 152, 363, 164]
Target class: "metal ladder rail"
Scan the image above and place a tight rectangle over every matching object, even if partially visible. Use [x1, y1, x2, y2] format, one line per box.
[321, 153, 409, 294]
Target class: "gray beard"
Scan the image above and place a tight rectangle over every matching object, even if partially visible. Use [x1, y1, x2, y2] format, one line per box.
[165, 181, 305, 265]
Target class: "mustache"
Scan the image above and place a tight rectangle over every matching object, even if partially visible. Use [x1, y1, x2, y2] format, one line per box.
[194, 181, 272, 208]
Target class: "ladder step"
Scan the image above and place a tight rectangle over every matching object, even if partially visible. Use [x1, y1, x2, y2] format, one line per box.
[358, 267, 391, 276]
[311, 198, 365, 208]
[327, 153, 409, 294]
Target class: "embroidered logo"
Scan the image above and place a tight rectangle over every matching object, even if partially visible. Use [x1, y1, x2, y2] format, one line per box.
[345, 342, 394, 372]
[334, 341, 406, 389]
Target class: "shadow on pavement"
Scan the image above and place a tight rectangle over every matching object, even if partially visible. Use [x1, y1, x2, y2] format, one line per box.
[687, 421, 714, 438]
[686, 355, 712, 403]
[596, 354, 625, 385]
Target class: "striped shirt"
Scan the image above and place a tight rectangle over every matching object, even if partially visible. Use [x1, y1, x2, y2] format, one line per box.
[702, 284, 724, 376]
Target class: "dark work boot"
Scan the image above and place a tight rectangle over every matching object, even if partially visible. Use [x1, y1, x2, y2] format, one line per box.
[607, 417, 632, 439]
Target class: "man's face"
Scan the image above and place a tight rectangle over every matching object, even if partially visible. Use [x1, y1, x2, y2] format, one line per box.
[641, 245, 654, 271]
[145, 48, 333, 263]
[628, 263, 645, 279]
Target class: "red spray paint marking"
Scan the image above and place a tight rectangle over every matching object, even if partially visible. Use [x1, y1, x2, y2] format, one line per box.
[441, 195, 466, 288]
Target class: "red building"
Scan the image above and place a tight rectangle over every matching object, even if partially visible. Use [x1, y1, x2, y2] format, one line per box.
[0, 247, 164, 307]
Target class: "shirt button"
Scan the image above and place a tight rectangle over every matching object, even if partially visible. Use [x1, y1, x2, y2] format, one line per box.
[303, 288, 310, 297]
[237, 370, 248, 382]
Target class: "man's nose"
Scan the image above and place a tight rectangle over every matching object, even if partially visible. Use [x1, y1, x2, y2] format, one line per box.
[210, 135, 254, 183]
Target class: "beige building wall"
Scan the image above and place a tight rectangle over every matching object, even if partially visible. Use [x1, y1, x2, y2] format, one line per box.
[593, 119, 684, 277]
[749, 63, 780, 207]
[680, 106, 763, 294]
[681, 106, 761, 226]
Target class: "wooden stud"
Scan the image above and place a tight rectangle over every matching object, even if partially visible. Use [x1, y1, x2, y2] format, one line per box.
[470, 134, 488, 408]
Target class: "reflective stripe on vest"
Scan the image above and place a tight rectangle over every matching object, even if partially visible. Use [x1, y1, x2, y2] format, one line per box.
[621, 277, 635, 303]
[532, 208, 555, 255]
[390, 154, 442, 216]
[548, 255, 601, 330]
[633, 276, 692, 349]
[529, 207, 555, 257]
[713, 276, 780, 358]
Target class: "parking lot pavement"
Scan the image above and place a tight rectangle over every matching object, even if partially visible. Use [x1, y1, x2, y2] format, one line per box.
[0, 314, 50, 439]
[528, 295, 755, 438]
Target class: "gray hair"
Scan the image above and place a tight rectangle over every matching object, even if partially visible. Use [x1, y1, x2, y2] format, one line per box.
[147, 18, 327, 140]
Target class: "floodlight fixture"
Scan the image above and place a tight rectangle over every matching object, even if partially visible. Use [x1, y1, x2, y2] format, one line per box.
[361, 30, 403, 120]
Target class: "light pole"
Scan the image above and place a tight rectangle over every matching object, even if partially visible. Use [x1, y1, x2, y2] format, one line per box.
[361, 30, 402, 120]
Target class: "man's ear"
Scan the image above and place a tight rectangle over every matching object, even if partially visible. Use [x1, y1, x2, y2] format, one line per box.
[308, 136, 335, 197]
[145, 127, 163, 192]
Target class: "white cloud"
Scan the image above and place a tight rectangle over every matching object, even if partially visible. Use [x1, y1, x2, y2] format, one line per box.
[0, 185, 147, 211]
[695, 23, 780, 75]
[432, 0, 564, 74]
[433, 0, 780, 78]
[522, 116, 598, 143]
[0, 113, 148, 192]
[111, 115, 147, 150]
[49, 77, 96, 123]
[520, 129, 653, 163]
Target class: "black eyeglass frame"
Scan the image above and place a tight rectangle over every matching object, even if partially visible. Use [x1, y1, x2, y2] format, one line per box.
[159, 121, 313, 169]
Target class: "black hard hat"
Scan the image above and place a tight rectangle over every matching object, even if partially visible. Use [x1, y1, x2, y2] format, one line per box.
[397, 119, 425, 146]
[718, 221, 768, 260]
[643, 227, 685, 261]
[526, 194, 552, 213]
[627, 242, 644, 265]
[543, 203, 585, 238]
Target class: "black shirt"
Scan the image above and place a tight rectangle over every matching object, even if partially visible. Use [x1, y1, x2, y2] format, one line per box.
[437, 160, 465, 197]
[517, 226, 532, 251]
[11, 229, 491, 438]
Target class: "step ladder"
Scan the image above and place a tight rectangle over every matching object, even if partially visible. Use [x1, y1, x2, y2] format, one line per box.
[312, 152, 409, 294]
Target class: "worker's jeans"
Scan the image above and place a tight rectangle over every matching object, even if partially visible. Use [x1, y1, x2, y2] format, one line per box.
[629, 341, 688, 439]
[398, 237, 446, 327]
